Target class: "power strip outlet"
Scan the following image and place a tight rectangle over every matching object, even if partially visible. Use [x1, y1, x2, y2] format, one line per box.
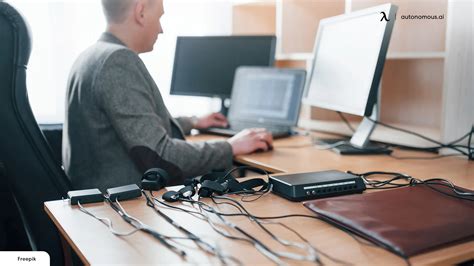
[106, 184, 142, 201]
[68, 188, 103, 205]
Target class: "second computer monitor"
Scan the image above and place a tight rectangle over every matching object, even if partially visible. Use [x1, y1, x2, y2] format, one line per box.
[304, 4, 396, 117]
[304, 4, 397, 152]
[170, 36, 276, 99]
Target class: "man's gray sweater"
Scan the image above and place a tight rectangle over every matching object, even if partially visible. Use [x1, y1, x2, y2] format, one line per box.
[63, 33, 233, 191]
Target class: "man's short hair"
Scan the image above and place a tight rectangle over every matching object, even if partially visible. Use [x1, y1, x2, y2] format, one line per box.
[101, 0, 135, 24]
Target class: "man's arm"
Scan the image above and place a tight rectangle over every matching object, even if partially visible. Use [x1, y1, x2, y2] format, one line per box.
[174, 117, 194, 135]
[96, 49, 233, 181]
[175, 113, 229, 135]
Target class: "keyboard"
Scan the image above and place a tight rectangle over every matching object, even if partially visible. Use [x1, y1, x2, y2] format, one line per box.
[201, 123, 292, 139]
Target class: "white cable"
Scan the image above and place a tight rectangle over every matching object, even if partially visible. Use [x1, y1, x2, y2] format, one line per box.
[314, 140, 348, 150]
[77, 201, 141, 236]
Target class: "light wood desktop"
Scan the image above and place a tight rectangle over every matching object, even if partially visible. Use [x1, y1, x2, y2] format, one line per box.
[44, 133, 474, 265]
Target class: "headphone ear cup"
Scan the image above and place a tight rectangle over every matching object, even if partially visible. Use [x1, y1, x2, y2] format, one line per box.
[141, 168, 170, 191]
[162, 191, 181, 202]
[143, 168, 168, 180]
[153, 168, 170, 182]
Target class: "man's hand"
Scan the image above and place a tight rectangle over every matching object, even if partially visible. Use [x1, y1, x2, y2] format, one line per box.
[227, 128, 273, 156]
[193, 113, 228, 129]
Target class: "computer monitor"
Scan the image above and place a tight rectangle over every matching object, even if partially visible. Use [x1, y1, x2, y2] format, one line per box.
[304, 4, 397, 154]
[228, 67, 306, 127]
[170, 35, 276, 114]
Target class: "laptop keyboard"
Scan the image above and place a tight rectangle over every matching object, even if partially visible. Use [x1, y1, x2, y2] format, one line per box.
[203, 123, 292, 139]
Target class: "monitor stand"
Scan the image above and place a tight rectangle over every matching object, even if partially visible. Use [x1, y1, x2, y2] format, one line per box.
[317, 102, 392, 155]
[219, 97, 231, 116]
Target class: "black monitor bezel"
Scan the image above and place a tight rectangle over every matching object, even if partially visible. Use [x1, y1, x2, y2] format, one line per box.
[170, 35, 277, 99]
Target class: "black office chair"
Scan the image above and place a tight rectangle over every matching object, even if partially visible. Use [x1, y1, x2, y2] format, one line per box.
[0, 3, 71, 265]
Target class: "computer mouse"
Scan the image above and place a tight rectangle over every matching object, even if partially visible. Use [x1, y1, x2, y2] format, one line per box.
[255, 145, 273, 153]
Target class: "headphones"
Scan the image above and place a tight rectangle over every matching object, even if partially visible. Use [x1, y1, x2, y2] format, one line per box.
[162, 185, 196, 202]
[141, 166, 271, 203]
[141, 167, 197, 202]
[160, 172, 222, 203]
[161, 167, 271, 203]
[141, 168, 170, 191]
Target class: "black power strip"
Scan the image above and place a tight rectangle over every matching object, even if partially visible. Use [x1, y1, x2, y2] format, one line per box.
[68, 188, 103, 205]
[106, 184, 142, 201]
[68, 184, 143, 205]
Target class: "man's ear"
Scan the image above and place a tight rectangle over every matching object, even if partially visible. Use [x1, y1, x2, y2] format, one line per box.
[134, 0, 146, 26]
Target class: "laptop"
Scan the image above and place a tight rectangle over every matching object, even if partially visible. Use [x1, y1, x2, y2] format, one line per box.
[202, 66, 306, 139]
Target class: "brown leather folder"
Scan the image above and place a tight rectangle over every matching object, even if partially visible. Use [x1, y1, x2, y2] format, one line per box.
[303, 183, 474, 257]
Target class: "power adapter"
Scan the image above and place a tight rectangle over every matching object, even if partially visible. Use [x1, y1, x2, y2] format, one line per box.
[106, 184, 142, 201]
[68, 188, 103, 205]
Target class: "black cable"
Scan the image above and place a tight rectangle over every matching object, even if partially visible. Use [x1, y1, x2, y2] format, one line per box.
[349, 171, 474, 201]
[189, 195, 322, 264]
[105, 197, 187, 258]
[220, 166, 270, 183]
[211, 196, 357, 265]
[367, 118, 444, 147]
[160, 198, 318, 220]
[336, 112, 474, 159]
[143, 191, 242, 265]
[165, 168, 472, 265]
[367, 118, 471, 156]
[211, 196, 245, 214]
[77, 201, 141, 236]
[211, 196, 369, 264]
[154, 197, 207, 220]
[240, 184, 273, 202]
[164, 197, 253, 244]
[415, 178, 474, 200]
[358, 174, 412, 189]
[201, 166, 273, 198]
[144, 193, 212, 251]
[447, 131, 472, 146]
[150, 166, 414, 264]
[388, 143, 440, 153]
[337, 111, 356, 133]
[193, 198, 286, 264]
[158, 194, 375, 264]
[468, 126, 473, 160]
[210, 196, 375, 250]
[388, 153, 464, 160]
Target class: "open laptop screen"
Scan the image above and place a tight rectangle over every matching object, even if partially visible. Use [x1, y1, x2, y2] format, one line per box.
[228, 67, 306, 127]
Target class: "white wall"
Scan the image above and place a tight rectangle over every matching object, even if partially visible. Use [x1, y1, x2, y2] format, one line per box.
[142, 0, 234, 117]
[7, 0, 234, 123]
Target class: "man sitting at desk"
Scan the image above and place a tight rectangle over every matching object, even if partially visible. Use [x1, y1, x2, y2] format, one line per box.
[63, 0, 273, 191]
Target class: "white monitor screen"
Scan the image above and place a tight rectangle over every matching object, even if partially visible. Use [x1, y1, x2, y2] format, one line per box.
[305, 5, 392, 116]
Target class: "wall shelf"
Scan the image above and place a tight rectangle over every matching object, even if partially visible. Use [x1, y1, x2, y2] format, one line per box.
[275, 51, 447, 63]
[386, 52, 446, 60]
[298, 119, 441, 148]
[232, 0, 473, 148]
[275, 53, 312, 60]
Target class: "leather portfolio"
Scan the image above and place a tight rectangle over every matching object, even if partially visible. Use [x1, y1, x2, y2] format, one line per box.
[303, 183, 474, 257]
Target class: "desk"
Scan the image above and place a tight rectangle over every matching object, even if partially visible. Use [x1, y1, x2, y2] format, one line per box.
[45, 133, 474, 265]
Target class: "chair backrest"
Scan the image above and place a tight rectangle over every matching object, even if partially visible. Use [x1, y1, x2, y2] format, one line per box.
[0, 3, 71, 265]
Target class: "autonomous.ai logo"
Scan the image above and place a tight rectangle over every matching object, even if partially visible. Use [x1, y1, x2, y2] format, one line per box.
[380, 11, 390, 21]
